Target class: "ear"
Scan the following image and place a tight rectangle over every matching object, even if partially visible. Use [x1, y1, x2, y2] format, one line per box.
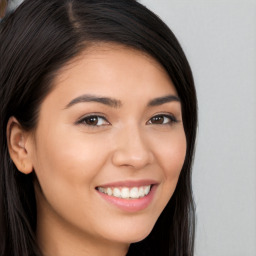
[6, 117, 34, 174]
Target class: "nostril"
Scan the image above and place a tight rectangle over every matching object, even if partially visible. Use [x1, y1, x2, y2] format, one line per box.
[111, 127, 154, 168]
[111, 147, 153, 169]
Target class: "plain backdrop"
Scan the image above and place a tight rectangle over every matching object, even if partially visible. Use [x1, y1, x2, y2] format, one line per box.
[140, 0, 256, 255]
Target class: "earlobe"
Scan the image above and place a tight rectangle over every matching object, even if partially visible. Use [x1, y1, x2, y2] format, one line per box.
[6, 117, 33, 174]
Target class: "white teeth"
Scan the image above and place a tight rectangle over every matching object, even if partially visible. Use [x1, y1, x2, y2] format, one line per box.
[138, 187, 144, 197]
[130, 187, 139, 198]
[106, 187, 112, 196]
[144, 186, 150, 195]
[97, 185, 151, 199]
[121, 187, 130, 198]
[98, 187, 104, 193]
[113, 188, 121, 197]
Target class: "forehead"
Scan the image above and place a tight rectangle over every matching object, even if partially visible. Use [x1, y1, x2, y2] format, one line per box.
[47, 43, 177, 105]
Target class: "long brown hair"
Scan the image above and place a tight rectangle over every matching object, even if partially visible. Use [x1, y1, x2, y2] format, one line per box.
[0, 1, 197, 255]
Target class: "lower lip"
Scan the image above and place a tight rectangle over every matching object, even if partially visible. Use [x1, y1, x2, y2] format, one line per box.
[97, 185, 157, 213]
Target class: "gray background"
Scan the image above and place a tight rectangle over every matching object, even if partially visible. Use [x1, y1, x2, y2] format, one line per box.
[5, 0, 256, 255]
[140, 0, 256, 255]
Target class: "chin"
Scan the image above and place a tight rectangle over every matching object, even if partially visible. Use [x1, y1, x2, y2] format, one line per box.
[103, 221, 155, 244]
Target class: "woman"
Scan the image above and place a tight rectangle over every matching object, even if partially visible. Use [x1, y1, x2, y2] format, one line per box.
[0, 0, 197, 255]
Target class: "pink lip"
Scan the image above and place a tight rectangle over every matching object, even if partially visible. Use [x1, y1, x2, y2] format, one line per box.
[96, 179, 158, 188]
[96, 183, 158, 213]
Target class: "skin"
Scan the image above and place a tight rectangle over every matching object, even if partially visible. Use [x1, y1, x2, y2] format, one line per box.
[8, 44, 187, 256]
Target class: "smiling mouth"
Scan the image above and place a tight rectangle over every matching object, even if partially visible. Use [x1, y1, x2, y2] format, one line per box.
[96, 185, 152, 199]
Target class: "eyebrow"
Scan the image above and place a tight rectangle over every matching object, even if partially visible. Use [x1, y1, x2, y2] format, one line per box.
[147, 95, 180, 106]
[65, 94, 122, 109]
[64, 93, 180, 109]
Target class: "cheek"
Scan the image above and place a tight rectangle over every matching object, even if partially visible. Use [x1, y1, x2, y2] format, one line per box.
[155, 129, 187, 182]
[31, 126, 113, 232]
[31, 125, 109, 200]
[153, 129, 187, 215]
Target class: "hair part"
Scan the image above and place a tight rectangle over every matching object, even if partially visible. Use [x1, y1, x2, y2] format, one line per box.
[0, 0, 197, 255]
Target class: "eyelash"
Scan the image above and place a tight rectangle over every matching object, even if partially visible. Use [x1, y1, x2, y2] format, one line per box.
[77, 113, 178, 127]
[146, 114, 178, 125]
[77, 114, 109, 127]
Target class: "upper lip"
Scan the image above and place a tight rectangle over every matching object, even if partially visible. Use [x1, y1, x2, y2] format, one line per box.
[96, 179, 158, 188]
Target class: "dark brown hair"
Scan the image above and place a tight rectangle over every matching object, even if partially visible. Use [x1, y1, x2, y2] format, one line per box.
[0, 0, 197, 255]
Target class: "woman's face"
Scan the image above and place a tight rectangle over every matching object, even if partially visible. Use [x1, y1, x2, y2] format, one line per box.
[27, 44, 186, 253]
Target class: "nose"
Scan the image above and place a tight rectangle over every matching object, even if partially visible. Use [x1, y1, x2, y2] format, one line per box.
[111, 125, 154, 170]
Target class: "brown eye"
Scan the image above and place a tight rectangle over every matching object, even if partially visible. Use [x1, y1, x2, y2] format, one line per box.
[85, 116, 99, 125]
[151, 116, 165, 124]
[79, 115, 109, 126]
[147, 114, 177, 125]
